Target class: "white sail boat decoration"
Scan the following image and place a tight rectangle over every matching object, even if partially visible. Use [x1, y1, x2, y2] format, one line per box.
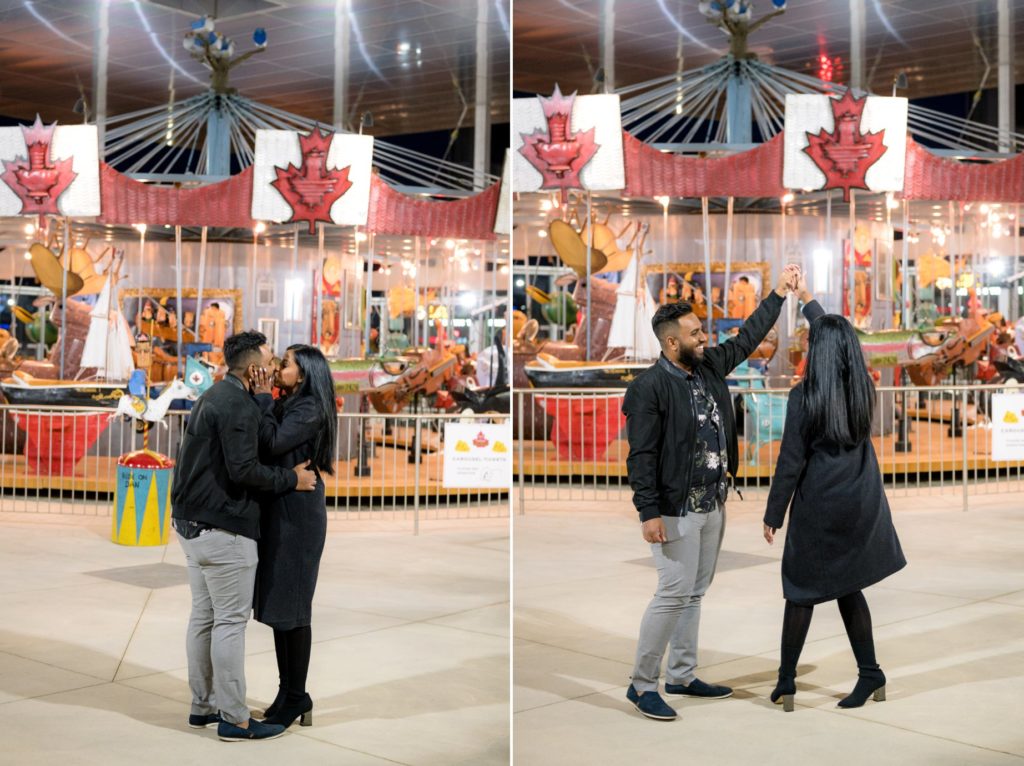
[80, 250, 135, 382]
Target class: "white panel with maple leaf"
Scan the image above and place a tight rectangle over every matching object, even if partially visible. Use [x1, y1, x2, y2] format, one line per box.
[512, 91, 624, 193]
[0, 121, 100, 217]
[251, 129, 374, 229]
[783, 94, 907, 198]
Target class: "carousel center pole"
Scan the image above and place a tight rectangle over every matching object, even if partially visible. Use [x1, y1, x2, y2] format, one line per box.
[59, 218, 70, 379]
[175, 225, 184, 378]
[193, 226, 207, 341]
[586, 191, 593, 361]
[701, 196, 713, 341]
[848, 190, 856, 323]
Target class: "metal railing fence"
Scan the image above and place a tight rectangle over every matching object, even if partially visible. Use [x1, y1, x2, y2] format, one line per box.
[0, 404, 509, 527]
[515, 384, 1024, 513]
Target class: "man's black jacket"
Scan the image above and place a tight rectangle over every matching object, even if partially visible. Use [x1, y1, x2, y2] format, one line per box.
[171, 374, 297, 538]
[622, 290, 786, 522]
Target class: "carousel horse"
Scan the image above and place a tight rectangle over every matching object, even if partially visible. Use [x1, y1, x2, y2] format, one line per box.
[115, 358, 213, 426]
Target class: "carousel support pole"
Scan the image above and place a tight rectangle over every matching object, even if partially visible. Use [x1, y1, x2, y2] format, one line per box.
[93, 0, 109, 157]
[175, 226, 184, 378]
[997, 0, 1015, 154]
[848, 190, 856, 323]
[193, 227, 207, 340]
[474, 0, 491, 190]
[850, 0, 865, 93]
[289, 225, 299, 347]
[1016, 204, 1022, 325]
[701, 197, 713, 341]
[362, 228, 373, 357]
[601, 0, 615, 92]
[949, 201, 958, 318]
[316, 223, 325, 348]
[205, 105, 230, 177]
[586, 191, 593, 361]
[895, 198, 912, 453]
[725, 69, 752, 144]
[333, 0, 350, 132]
[59, 219, 70, 379]
[825, 190, 833, 311]
[724, 197, 734, 322]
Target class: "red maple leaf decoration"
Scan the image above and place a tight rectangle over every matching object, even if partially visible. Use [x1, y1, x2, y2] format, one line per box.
[803, 91, 887, 202]
[518, 85, 600, 194]
[0, 115, 77, 215]
[270, 127, 353, 233]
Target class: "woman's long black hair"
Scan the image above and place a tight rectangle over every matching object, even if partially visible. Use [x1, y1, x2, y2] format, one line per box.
[801, 315, 874, 447]
[283, 344, 337, 475]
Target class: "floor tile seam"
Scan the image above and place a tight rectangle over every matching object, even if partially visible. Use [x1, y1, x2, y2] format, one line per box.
[507, 636, 634, 669]
[0, 678, 111, 707]
[810, 704, 1024, 759]
[512, 687, 1024, 757]
[420, 619, 510, 641]
[0, 647, 112, 683]
[113, 589, 156, 682]
[281, 730, 416, 764]
[512, 682, 624, 715]
[114, 605, 510, 683]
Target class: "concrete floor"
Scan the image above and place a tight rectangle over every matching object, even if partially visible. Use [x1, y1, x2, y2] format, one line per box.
[0, 511, 509, 765]
[514, 491, 1024, 765]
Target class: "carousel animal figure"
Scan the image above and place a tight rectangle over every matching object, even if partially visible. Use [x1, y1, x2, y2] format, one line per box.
[367, 346, 457, 414]
[115, 357, 213, 426]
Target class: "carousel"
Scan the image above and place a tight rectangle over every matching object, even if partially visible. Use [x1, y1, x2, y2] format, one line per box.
[512, 0, 1024, 480]
[0, 14, 510, 508]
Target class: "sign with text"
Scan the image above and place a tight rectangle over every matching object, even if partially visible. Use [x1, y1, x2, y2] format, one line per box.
[442, 422, 510, 490]
[990, 393, 1024, 461]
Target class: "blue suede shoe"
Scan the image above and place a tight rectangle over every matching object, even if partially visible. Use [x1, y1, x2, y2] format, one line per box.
[187, 712, 221, 729]
[664, 678, 733, 698]
[217, 717, 286, 742]
[626, 684, 677, 720]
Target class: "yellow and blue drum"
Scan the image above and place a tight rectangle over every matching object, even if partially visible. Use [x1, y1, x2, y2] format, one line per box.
[112, 450, 175, 546]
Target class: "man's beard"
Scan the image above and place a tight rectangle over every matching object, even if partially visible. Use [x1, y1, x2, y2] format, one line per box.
[678, 345, 703, 368]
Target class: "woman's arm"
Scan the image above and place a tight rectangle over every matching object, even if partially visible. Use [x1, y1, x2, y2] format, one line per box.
[256, 395, 321, 458]
[763, 385, 810, 532]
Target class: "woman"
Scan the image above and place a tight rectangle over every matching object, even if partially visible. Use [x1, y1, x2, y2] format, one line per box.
[251, 344, 337, 728]
[763, 314, 906, 712]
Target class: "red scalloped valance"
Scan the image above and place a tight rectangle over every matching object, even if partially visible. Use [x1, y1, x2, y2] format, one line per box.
[622, 131, 786, 198]
[366, 175, 500, 239]
[98, 163, 256, 228]
[901, 137, 1024, 202]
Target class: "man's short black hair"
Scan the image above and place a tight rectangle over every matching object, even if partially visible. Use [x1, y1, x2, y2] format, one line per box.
[651, 302, 694, 342]
[224, 330, 267, 371]
[738, 276, 750, 283]
[210, 302, 220, 309]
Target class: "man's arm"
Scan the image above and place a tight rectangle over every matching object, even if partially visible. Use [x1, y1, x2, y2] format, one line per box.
[216, 403, 300, 494]
[623, 381, 662, 523]
[705, 265, 798, 377]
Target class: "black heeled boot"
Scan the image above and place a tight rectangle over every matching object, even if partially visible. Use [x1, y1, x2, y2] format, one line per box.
[770, 673, 797, 712]
[837, 668, 886, 708]
[261, 686, 288, 719]
[837, 641, 886, 708]
[262, 692, 313, 728]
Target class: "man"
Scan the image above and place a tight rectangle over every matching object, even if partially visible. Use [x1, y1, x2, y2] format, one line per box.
[171, 330, 317, 741]
[622, 264, 799, 721]
[475, 327, 508, 389]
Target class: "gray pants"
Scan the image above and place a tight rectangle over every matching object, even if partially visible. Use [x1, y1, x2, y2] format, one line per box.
[178, 529, 258, 725]
[631, 507, 725, 693]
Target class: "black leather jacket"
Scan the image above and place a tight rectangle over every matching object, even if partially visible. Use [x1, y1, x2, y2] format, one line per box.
[623, 291, 786, 522]
[171, 375, 297, 539]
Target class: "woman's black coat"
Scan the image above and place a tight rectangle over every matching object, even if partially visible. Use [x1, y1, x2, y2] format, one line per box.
[763, 313, 906, 605]
[252, 392, 328, 630]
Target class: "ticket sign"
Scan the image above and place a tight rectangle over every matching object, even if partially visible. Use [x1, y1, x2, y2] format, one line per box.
[990, 394, 1024, 461]
[442, 423, 510, 490]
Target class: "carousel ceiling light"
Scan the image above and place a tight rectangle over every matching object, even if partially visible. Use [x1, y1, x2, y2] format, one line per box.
[499, 264, 509, 274]
[781, 192, 795, 204]
[23, 223, 34, 235]
[23, 251, 30, 260]
[254, 221, 267, 234]
[397, 42, 411, 55]
[988, 260, 1007, 276]
[355, 232, 368, 242]
[538, 230, 548, 238]
[540, 199, 553, 212]
[445, 239, 456, 250]
[132, 223, 147, 233]
[886, 193, 899, 210]
[515, 279, 525, 288]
